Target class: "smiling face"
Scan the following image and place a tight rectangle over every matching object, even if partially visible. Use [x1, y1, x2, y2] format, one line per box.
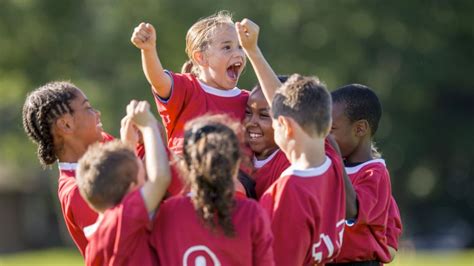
[244, 89, 277, 160]
[69, 89, 104, 146]
[197, 24, 246, 90]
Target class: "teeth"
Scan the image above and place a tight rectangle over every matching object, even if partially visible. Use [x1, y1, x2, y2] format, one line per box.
[97, 122, 103, 127]
[234, 63, 241, 67]
[249, 133, 262, 139]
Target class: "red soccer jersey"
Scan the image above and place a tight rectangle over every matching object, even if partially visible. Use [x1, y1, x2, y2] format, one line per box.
[333, 159, 392, 263]
[56, 132, 113, 256]
[150, 195, 274, 266]
[252, 149, 290, 199]
[58, 164, 98, 256]
[259, 141, 346, 266]
[386, 197, 402, 250]
[84, 189, 156, 266]
[153, 71, 249, 154]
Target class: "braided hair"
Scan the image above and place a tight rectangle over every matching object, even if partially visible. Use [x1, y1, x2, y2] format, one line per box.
[182, 116, 241, 237]
[22, 81, 79, 166]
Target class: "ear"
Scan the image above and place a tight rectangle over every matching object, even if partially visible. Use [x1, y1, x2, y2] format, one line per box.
[353, 120, 370, 137]
[54, 114, 75, 135]
[278, 116, 294, 138]
[193, 50, 208, 67]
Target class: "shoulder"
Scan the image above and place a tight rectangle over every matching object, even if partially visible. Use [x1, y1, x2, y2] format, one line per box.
[159, 195, 191, 213]
[346, 159, 388, 177]
[167, 71, 199, 86]
[101, 132, 115, 143]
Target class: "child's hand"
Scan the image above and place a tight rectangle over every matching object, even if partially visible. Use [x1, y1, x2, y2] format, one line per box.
[120, 115, 139, 148]
[131, 23, 156, 51]
[236, 19, 260, 51]
[126, 100, 157, 129]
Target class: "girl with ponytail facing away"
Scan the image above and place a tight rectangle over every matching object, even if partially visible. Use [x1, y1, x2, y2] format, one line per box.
[150, 115, 274, 265]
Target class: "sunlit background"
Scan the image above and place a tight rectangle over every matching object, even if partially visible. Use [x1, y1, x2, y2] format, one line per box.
[0, 0, 473, 264]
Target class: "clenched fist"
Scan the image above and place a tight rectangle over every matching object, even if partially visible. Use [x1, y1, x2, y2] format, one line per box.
[131, 23, 156, 51]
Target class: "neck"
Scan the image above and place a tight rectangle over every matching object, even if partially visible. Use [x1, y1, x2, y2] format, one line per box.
[346, 137, 374, 163]
[284, 134, 326, 170]
[56, 139, 88, 163]
[255, 146, 279, 161]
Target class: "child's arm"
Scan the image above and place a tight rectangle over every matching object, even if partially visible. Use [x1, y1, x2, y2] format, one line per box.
[236, 19, 281, 104]
[127, 100, 171, 213]
[120, 115, 139, 148]
[327, 135, 358, 220]
[131, 23, 172, 99]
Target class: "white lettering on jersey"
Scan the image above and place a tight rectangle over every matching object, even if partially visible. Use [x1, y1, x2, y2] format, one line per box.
[183, 245, 221, 266]
[312, 219, 346, 263]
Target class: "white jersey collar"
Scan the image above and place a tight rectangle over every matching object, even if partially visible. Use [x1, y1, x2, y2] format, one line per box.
[253, 149, 280, 169]
[198, 80, 241, 97]
[58, 162, 78, 171]
[281, 156, 332, 178]
[345, 159, 385, 175]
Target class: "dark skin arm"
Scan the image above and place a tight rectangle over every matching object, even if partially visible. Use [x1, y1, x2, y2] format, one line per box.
[327, 135, 358, 220]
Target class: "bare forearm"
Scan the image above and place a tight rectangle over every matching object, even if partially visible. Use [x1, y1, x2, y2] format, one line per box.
[244, 47, 281, 104]
[344, 175, 358, 219]
[327, 135, 358, 219]
[141, 49, 171, 98]
[141, 125, 171, 212]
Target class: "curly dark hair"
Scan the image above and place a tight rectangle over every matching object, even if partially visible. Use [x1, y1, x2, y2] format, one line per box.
[331, 84, 382, 135]
[182, 115, 241, 237]
[22, 81, 79, 166]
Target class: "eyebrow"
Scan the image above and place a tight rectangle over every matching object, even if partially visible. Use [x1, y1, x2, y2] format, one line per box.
[82, 99, 90, 105]
[220, 40, 233, 45]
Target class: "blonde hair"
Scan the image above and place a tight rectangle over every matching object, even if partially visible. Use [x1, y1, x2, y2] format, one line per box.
[182, 11, 234, 76]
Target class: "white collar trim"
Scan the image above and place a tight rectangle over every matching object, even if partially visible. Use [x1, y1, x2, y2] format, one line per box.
[253, 149, 280, 169]
[345, 159, 385, 175]
[281, 156, 332, 178]
[83, 215, 103, 238]
[58, 162, 78, 171]
[198, 80, 241, 97]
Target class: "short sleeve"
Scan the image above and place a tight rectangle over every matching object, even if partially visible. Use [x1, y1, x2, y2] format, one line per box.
[353, 165, 391, 226]
[153, 72, 195, 133]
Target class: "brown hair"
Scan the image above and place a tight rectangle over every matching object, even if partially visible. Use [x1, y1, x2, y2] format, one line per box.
[182, 11, 234, 76]
[182, 115, 241, 236]
[22, 81, 79, 166]
[272, 74, 332, 137]
[76, 140, 139, 211]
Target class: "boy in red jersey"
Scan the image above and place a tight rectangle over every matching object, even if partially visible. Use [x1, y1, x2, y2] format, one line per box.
[150, 116, 274, 266]
[22, 81, 113, 256]
[131, 11, 248, 155]
[237, 19, 358, 265]
[244, 78, 290, 199]
[77, 100, 170, 266]
[260, 74, 347, 265]
[328, 84, 403, 265]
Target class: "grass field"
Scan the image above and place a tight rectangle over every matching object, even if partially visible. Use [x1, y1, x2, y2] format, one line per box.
[0, 248, 473, 265]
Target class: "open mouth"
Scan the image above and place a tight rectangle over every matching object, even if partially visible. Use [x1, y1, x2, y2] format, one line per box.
[226, 62, 242, 81]
[248, 131, 263, 140]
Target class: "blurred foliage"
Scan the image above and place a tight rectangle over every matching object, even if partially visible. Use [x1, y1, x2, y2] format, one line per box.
[0, 0, 473, 248]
